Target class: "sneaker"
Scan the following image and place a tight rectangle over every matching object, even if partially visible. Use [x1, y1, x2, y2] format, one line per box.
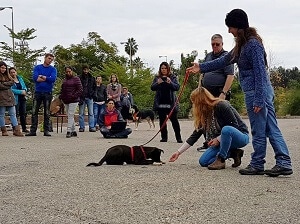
[22, 129, 30, 133]
[264, 165, 293, 177]
[25, 132, 37, 136]
[44, 131, 51, 137]
[239, 165, 264, 175]
[89, 128, 96, 132]
[66, 132, 72, 138]
[71, 131, 77, 137]
[79, 128, 85, 132]
[197, 141, 209, 152]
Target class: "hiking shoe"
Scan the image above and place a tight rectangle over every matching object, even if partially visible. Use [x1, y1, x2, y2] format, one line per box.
[264, 165, 293, 177]
[66, 132, 72, 138]
[71, 131, 77, 137]
[207, 156, 225, 170]
[231, 148, 244, 167]
[239, 165, 264, 175]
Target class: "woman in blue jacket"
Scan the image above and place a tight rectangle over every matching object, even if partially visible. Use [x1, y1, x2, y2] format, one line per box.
[187, 9, 292, 177]
[9, 67, 29, 133]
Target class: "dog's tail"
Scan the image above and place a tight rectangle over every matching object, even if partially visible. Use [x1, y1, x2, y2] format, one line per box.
[86, 156, 106, 167]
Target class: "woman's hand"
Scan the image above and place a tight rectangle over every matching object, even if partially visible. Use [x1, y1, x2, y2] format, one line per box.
[186, 62, 201, 74]
[169, 151, 180, 162]
[157, 78, 164, 84]
[208, 138, 220, 147]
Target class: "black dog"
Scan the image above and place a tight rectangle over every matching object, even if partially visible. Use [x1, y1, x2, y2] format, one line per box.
[130, 105, 155, 130]
[87, 145, 164, 166]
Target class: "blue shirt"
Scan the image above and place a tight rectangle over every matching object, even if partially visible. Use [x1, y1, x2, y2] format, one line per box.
[33, 64, 57, 93]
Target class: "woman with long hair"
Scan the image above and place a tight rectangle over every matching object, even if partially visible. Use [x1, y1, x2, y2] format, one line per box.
[9, 67, 29, 133]
[187, 9, 293, 176]
[107, 73, 122, 111]
[0, 61, 23, 136]
[151, 62, 182, 143]
[169, 87, 249, 170]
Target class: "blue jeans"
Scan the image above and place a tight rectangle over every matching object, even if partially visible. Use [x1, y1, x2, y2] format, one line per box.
[199, 126, 249, 166]
[93, 103, 105, 127]
[29, 92, 52, 132]
[79, 98, 94, 130]
[0, 106, 18, 127]
[245, 85, 292, 170]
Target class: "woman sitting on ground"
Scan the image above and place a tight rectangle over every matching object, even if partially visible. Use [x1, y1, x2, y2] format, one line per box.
[98, 99, 132, 138]
[169, 87, 249, 170]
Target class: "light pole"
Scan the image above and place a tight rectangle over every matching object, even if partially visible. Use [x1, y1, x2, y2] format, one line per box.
[120, 41, 132, 69]
[0, 6, 15, 53]
[159, 55, 167, 62]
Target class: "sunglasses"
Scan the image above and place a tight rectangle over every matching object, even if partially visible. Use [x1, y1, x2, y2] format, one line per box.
[211, 43, 221, 47]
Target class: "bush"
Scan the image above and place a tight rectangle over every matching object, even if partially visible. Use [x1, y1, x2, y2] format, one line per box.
[282, 88, 300, 115]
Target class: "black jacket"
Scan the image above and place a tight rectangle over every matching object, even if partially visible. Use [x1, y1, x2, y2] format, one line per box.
[93, 84, 107, 102]
[186, 101, 249, 146]
[79, 73, 96, 100]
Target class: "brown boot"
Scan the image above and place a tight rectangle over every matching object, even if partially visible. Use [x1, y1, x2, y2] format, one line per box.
[208, 156, 225, 170]
[13, 125, 24, 137]
[1, 126, 9, 136]
[230, 149, 244, 167]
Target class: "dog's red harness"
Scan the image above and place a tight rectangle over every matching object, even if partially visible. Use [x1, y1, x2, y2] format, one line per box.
[130, 146, 147, 161]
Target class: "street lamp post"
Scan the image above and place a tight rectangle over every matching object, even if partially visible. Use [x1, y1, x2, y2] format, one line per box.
[0, 6, 15, 53]
[120, 41, 132, 69]
[159, 55, 167, 62]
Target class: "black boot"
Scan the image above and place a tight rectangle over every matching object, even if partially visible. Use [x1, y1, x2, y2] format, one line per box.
[230, 148, 244, 167]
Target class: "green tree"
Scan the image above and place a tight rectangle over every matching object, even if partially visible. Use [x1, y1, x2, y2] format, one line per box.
[0, 27, 46, 93]
[176, 50, 199, 118]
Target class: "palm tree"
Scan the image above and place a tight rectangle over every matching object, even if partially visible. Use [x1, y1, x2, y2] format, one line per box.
[124, 37, 138, 68]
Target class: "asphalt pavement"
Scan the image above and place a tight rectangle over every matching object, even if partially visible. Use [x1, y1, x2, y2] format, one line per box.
[0, 118, 299, 224]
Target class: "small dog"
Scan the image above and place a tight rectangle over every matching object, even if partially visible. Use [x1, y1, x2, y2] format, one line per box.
[131, 105, 155, 130]
[50, 97, 64, 116]
[87, 145, 164, 166]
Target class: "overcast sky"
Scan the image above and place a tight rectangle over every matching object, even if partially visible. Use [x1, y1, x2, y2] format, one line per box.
[1, 0, 299, 71]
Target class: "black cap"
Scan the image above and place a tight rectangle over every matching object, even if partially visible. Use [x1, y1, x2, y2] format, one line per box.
[225, 9, 249, 29]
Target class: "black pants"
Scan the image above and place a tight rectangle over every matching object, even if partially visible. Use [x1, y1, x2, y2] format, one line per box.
[121, 106, 130, 120]
[29, 92, 52, 133]
[204, 86, 231, 101]
[15, 98, 27, 131]
[157, 108, 181, 141]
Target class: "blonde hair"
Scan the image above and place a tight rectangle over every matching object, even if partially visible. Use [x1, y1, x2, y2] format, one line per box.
[190, 87, 223, 130]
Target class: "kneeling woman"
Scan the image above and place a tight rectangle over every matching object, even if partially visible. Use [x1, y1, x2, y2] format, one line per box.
[99, 99, 132, 138]
[169, 87, 249, 170]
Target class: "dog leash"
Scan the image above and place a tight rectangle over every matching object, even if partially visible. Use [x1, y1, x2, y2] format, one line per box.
[141, 71, 191, 146]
